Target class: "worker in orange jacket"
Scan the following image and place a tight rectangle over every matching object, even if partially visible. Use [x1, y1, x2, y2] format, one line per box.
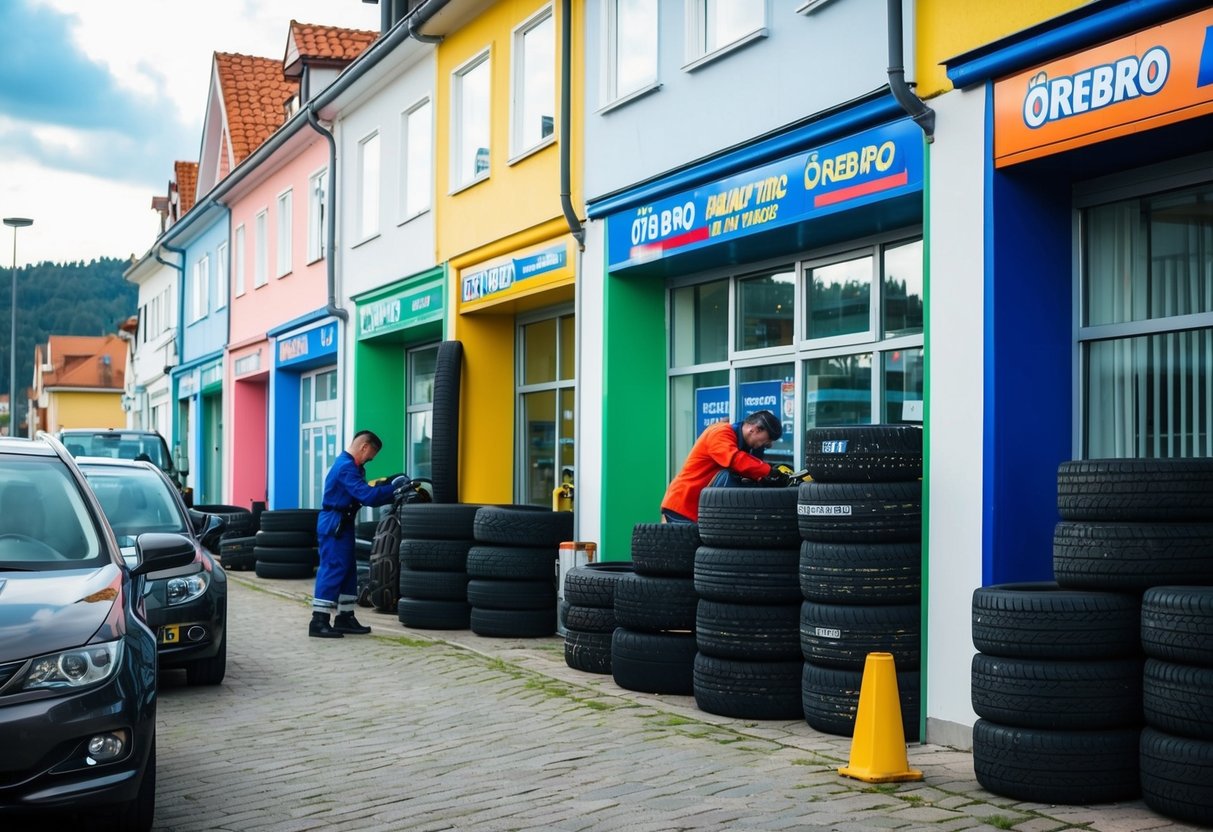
[661, 409, 789, 523]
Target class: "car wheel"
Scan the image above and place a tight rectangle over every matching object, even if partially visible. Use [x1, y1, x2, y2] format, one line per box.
[185, 629, 227, 686]
[113, 736, 155, 831]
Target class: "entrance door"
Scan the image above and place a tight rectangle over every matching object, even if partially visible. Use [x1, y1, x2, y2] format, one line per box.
[202, 392, 223, 502]
[518, 312, 575, 506]
[300, 368, 338, 508]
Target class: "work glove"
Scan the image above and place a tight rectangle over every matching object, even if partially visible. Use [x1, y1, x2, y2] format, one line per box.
[391, 475, 412, 497]
[765, 464, 794, 487]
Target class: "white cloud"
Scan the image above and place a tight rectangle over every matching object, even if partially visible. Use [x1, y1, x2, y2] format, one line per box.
[2, 0, 381, 266]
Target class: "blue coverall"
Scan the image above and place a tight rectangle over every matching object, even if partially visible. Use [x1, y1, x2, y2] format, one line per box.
[311, 451, 398, 617]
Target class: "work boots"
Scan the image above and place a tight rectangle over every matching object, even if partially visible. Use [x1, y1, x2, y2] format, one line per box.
[308, 612, 344, 638]
[332, 612, 372, 635]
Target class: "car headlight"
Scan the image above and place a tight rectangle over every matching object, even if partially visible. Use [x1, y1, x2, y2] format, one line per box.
[21, 641, 123, 691]
[166, 571, 210, 606]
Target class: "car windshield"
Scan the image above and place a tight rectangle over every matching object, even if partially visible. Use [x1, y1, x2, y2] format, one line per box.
[0, 456, 103, 568]
[63, 432, 170, 470]
[80, 464, 189, 547]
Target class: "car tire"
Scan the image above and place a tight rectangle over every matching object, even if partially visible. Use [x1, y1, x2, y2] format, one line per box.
[1053, 521, 1213, 591]
[803, 424, 923, 482]
[430, 340, 463, 504]
[1140, 727, 1213, 826]
[185, 630, 227, 686]
[1141, 586, 1213, 665]
[971, 581, 1141, 660]
[696, 487, 801, 548]
[1057, 458, 1213, 522]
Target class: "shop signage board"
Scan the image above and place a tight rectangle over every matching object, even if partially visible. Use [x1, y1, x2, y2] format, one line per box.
[178, 372, 198, 397]
[461, 243, 568, 305]
[275, 322, 337, 368]
[358, 282, 444, 339]
[233, 350, 262, 378]
[993, 7, 1213, 166]
[606, 119, 923, 270]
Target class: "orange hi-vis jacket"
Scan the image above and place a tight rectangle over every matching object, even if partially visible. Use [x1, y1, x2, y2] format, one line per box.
[661, 420, 773, 522]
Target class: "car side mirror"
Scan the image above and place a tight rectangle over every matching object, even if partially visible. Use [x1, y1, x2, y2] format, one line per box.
[131, 532, 197, 576]
[197, 514, 226, 554]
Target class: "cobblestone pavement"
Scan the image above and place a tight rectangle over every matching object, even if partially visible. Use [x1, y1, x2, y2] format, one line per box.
[152, 574, 1202, 832]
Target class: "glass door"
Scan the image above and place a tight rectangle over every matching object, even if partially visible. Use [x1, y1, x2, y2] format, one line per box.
[300, 368, 338, 508]
[518, 312, 575, 506]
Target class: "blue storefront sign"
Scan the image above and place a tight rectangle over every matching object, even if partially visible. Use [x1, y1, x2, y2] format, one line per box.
[694, 385, 730, 436]
[275, 322, 337, 368]
[606, 119, 923, 270]
[462, 244, 567, 303]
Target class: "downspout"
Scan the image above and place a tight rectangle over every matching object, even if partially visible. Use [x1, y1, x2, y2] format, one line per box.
[304, 108, 348, 323]
[887, 0, 934, 141]
[158, 241, 188, 489]
[560, 0, 585, 247]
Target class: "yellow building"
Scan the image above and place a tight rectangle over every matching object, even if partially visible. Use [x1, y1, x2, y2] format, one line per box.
[431, 0, 584, 506]
[30, 334, 129, 436]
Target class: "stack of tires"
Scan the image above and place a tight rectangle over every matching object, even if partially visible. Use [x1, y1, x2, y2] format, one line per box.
[396, 503, 481, 630]
[797, 425, 923, 740]
[467, 506, 573, 638]
[970, 582, 1143, 805]
[562, 562, 634, 675]
[610, 524, 701, 695]
[1051, 458, 1213, 825]
[1141, 586, 1213, 827]
[193, 504, 256, 570]
[692, 489, 803, 719]
[253, 509, 319, 579]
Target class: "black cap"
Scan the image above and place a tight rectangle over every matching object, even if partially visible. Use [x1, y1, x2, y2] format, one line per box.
[750, 410, 782, 441]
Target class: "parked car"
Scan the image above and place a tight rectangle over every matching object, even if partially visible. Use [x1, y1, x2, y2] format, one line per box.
[58, 429, 189, 500]
[0, 433, 196, 829]
[75, 457, 228, 687]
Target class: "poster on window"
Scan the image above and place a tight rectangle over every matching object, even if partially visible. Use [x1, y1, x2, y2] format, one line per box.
[694, 385, 730, 436]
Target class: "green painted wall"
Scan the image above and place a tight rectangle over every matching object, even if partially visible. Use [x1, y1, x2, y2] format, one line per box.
[600, 269, 667, 561]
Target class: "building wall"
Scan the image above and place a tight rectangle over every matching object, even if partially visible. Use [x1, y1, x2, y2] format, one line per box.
[581, 0, 889, 203]
[49, 391, 124, 431]
[127, 258, 178, 437]
[178, 217, 231, 366]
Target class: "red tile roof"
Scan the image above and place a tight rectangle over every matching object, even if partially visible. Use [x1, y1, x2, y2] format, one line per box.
[38, 335, 127, 391]
[214, 52, 299, 165]
[284, 21, 377, 76]
[174, 160, 198, 214]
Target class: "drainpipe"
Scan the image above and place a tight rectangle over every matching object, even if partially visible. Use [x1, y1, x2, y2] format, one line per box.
[887, 0, 934, 141]
[560, 0, 585, 247]
[158, 241, 187, 486]
[380, 0, 392, 34]
[304, 108, 348, 323]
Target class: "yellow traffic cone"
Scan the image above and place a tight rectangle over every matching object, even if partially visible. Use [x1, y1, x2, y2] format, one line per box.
[838, 652, 923, 783]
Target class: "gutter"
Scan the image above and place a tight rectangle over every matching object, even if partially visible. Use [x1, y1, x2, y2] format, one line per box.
[560, 0, 584, 248]
[887, 0, 934, 141]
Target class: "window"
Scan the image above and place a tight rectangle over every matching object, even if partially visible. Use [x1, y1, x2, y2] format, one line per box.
[300, 368, 339, 508]
[215, 242, 228, 310]
[401, 100, 432, 219]
[406, 345, 438, 480]
[605, 0, 658, 103]
[667, 232, 924, 474]
[518, 312, 576, 506]
[453, 51, 491, 189]
[190, 255, 209, 323]
[254, 210, 268, 288]
[1080, 182, 1213, 458]
[685, 0, 766, 66]
[512, 8, 555, 157]
[307, 169, 327, 263]
[276, 189, 293, 277]
[234, 224, 246, 296]
[358, 132, 380, 240]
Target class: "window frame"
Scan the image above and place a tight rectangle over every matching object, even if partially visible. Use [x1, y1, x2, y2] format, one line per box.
[600, 0, 661, 111]
[307, 167, 327, 264]
[682, 0, 769, 72]
[510, 5, 557, 162]
[233, 224, 246, 297]
[357, 131, 381, 243]
[515, 305, 577, 506]
[215, 241, 228, 310]
[399, 97, 433, 223]
[276, 188, 293, 278]
[253, 210, 269, 289]
[190, 254, 209, 323]
[450, 48, 492, 193]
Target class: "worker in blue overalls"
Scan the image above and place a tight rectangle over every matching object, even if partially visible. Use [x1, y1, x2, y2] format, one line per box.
[310, 430, 408, 638]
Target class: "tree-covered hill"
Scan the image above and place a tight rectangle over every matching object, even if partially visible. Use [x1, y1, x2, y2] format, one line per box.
[0, 257, 139, 396]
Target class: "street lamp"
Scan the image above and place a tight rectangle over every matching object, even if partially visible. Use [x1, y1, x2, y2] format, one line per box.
[4, 217, 33, 437]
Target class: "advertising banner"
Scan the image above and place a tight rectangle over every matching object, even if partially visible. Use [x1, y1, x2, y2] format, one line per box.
[275, 322, 337, 368]
[606, 119, 923, 270]
[694, 385, 730, 436]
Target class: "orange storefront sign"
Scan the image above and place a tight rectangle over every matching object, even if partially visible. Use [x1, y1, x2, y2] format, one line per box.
[994, 7, 1213, 167]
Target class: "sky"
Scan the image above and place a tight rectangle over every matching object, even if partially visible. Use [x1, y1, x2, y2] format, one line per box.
[0, 0, 382, 268]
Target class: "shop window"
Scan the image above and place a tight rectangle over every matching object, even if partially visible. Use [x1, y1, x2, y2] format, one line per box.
[671, 279, 728, 366]
[736, 363, 794, 468]
[670, 369, 729, 473]
[882, 347, 924, 424]
[358, 132, 380, 240]
[1081, 180, 1213, 457]
[300, 368, 338, 509]
[453, 51, 491, 190]
[737, 267, 795, 351]
[400, 99, 432, 220]
[805, 352, 872, 429]
[512, 7, 555, 158]
[883, 239, 923, 338]
[518, 312, 575, 506]
[605, 0, 658, 106]
[807, 254, 872, 341]
[407, 345, 437, 481]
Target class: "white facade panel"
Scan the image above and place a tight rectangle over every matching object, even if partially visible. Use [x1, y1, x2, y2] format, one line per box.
[925, 86, 985, 748]
[576, 220, 606, 545]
